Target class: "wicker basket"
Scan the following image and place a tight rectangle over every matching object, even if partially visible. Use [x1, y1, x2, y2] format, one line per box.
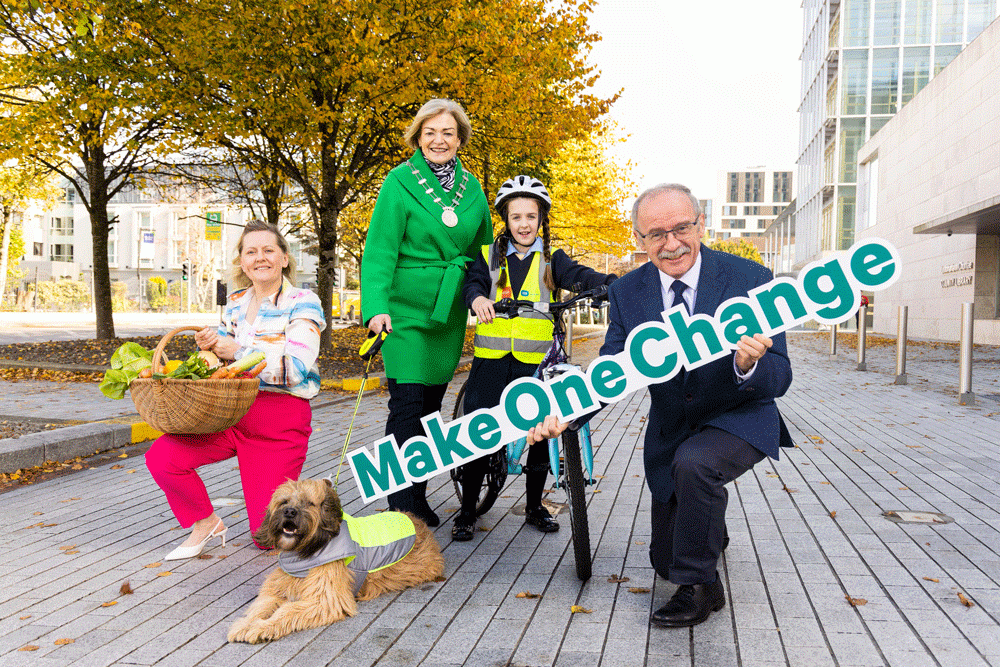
[129, 326, 260, 434]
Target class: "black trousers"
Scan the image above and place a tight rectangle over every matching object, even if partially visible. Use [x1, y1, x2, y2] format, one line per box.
[458, 355, 550, 514]
[384, 379, 449, 514]
[649, 427, 765, 585]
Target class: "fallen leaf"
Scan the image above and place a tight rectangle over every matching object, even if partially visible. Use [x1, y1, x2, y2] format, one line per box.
[110, 465, 124, 470]
[899, 487, 909, 491]
[33, 511, 43, 516]
[100, 601, 118, 607]
[216, 555, 228, 560]
[634, 541, 645, 545]
[119, 582, 133, 595]
[570, 605, 592, 614]
[18, 645, 40, 651]
[906, 445, 922, 448]
[820, 481, 831, 485]
[58, 545, 76, 550]
[54, 638, 75, 645]
[125, 469, 136, 474]
[958, 592, 974, 607]
[782, 485, 797, 493]
[156, 572, 171, 577]
[476, 526, 490, 532]
[607, 575, 630, 583]
[515, 591, 542, 599]
[144, 562, 161, 568]
[593, 489, 602, 494]
[628, 587, 651, 594]
[889, 471, 898, 475]
[830, 511, 837, 518]
[64, 550, 79, 555]
[19, 615, 31, 620]
[196, 554, 213, 559]
[923, 577, 939, 583]
[119, 453, 128, 458]
[71, 464, 83, 470]
[845, 595, 867, 606]
[853, 449, 865, 453]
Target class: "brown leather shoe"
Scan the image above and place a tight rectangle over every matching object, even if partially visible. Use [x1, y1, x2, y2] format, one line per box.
[650, 575, 725, 627]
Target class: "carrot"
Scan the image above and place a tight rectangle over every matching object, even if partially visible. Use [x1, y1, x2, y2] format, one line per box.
[246, 361, 267, 378]
[210, 366, 233, 379]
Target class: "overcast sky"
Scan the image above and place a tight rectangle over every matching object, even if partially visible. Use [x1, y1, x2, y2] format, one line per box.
[585, 0, 804, 202]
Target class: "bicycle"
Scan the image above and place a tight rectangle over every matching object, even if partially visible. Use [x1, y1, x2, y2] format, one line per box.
[449, 285, 608, 581]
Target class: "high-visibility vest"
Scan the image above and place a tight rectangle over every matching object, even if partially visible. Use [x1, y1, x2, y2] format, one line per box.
[473, 244, 553, 364]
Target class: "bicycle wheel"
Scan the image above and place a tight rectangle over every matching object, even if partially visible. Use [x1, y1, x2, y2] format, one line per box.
[449, 381, 507, 516]
[561, 429, 592, 581]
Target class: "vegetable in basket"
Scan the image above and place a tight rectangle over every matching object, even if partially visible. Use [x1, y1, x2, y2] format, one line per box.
[99, 342, 153, 400]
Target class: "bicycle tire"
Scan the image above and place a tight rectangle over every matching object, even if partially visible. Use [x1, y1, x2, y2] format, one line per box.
[561, 429, 592, 581]
[449, 380, 507, 516]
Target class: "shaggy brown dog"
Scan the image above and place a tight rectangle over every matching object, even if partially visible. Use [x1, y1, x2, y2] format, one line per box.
[227, 478, 444, 643]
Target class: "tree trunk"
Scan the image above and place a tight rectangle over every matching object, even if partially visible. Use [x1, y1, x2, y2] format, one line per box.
[315, 209, 338, 349]
[86, 148, 116, 339]
[0, 209, 12, 302]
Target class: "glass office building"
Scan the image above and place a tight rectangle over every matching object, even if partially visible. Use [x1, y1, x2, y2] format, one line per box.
[795, 0, 998, 267]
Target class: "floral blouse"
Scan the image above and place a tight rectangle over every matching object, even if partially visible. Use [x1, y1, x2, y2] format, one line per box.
[219, 278, 325, 399]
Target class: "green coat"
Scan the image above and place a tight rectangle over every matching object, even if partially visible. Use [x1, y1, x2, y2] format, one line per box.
[361, 151, 493, 384]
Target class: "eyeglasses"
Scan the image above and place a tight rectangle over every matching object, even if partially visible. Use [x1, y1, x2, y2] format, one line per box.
[635, 220, 699, 244]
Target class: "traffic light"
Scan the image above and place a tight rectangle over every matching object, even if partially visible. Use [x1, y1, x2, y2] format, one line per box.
[181, 261, 189, 281]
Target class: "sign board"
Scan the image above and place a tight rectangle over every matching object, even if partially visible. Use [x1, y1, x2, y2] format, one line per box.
[205, 212, 222, 240]
[139, 231, 155, 260]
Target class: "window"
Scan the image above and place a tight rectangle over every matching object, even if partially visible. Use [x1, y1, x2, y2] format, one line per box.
[33, 242, 43, 256]
[840, 118, 866, 182]
[137, 211, 154, 268]
[934, 45, 962, 75]
[726, 219, 747, 229]
[821, 204, 834, 251]
[723, 205, 737, 215]
[873, 0, 901, 45]
[108, 225, 118, 266]
[50, 243, 73, 262]
[773, 172, 792, 202]
[901, 46, 930, 105]
[837, 186, 857, 250]
[825, 141, 837, 183]
[841, 50, 869, 115]
[968, 0, 996, 42]
[728, 173, 739, 202]
[63, 187, 77, 203]
[903, 0, 931, 44]
[50, 216, 74, 235]
[857, 157, 879, 232]
[935, 0, 964, 43]
[844, 0, 871, 47]
[871, 48, 899, 115]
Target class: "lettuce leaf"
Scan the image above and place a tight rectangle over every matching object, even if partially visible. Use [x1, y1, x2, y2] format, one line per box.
[100, 343, 153, 399]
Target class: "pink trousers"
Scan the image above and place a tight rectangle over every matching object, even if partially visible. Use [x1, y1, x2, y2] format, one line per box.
[145, 391, 311, 536]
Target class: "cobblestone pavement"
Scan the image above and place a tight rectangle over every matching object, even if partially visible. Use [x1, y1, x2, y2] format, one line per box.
[1, 332, 999, 666]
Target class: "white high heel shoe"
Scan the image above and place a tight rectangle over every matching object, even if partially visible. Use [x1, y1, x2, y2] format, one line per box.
[164, 519, 227, 561]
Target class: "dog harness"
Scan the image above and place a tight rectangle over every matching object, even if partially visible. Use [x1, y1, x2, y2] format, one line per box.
[278, 511, 417, 596]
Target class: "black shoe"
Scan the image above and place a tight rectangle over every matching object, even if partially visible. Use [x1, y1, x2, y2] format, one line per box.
[650, 574, 725, 628]
[451, 511, 475, 541]
[525, 506, 559, 533]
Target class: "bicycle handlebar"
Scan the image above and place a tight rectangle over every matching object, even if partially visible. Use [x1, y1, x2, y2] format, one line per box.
[492, 284, 609, 319]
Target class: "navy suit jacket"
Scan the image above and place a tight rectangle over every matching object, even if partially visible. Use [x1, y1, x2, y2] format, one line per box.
[599, 246, 793, 502]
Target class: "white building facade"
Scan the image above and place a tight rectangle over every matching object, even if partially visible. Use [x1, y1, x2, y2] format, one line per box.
[13, 182, 317, 309]
[856, 14, 1000, 343]
[795, 0, 998, 269]
[710, 168, 794, 242]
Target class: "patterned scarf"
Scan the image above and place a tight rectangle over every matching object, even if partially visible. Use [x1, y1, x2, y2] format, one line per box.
[425, 157, 457, 191]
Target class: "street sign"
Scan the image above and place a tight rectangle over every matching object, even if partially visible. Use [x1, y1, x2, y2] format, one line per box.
[205, 212, 222, 240]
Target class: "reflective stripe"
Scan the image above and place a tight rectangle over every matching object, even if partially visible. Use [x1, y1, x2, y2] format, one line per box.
[475, 244, 553, 364]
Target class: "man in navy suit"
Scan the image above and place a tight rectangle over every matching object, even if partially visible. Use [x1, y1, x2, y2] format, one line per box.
[530, 183, 793, 627]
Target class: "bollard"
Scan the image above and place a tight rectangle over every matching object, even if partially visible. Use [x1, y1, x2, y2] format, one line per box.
[829, 323, 837, 356]
[856, 307, 867, 371]
[958, 302, 975, 405]
[894, 306, 908, 385]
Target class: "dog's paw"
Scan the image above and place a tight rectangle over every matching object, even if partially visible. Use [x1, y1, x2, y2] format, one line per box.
[229, 619, 280, 644]
[227, 618, 260, 644]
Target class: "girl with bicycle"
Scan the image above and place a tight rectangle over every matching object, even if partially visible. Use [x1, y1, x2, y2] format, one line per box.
[452, 175, 616, 541]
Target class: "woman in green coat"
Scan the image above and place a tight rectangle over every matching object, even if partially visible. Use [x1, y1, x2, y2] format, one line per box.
[361, 99, 493, 526]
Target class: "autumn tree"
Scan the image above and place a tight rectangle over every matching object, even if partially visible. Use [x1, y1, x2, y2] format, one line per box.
[0, 0, 180, 338]
[139, 0, 612, 346]
[709, 237, 764, 265]
[0, 159, 62, 301]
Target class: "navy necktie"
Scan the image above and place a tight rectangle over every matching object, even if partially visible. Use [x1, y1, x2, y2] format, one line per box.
[670, 280, 689, 314]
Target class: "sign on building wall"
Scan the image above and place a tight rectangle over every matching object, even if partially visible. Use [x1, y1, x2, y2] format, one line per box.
[139, 231, 155, 260]
[205, 212, 222, 240]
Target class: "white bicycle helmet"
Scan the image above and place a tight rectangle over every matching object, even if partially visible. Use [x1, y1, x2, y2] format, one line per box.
[494, 175, 552, 214]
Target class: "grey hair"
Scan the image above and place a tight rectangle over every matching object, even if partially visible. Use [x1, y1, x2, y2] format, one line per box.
[631, 183, 702, 231]
[402, 99, 473, 151]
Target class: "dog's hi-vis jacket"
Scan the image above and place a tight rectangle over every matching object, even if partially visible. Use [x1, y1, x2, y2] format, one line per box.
[279, 511, 417, 596]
